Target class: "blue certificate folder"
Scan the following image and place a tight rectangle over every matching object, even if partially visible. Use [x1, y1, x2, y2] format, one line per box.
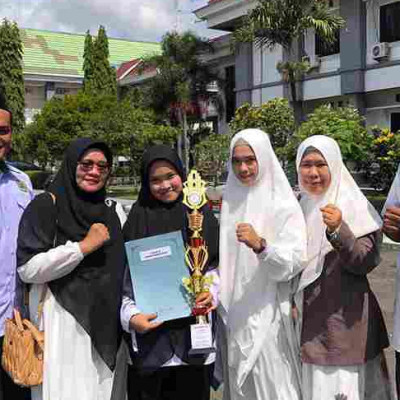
[125, 231, 192, 322]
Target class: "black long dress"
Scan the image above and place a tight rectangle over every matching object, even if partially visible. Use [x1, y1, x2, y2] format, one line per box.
[123, 145, 219, 400]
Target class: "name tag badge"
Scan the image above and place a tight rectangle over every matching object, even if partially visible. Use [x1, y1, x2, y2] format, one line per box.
[190, 323, 213, 351]
[139, 246, 172, 262]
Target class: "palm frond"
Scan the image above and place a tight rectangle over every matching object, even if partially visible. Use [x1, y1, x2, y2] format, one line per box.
[233, 0, 345, 50]
[303, 1, 345, 43]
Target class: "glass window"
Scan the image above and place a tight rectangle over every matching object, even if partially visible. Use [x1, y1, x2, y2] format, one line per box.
[225, 66, 236, 123]
[380, 2, 400, 43]
[315, 30, 340, 57]
[391, 113, 400, 133]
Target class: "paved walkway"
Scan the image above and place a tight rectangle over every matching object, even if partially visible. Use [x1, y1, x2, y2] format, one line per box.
[369, 248, 398, 398]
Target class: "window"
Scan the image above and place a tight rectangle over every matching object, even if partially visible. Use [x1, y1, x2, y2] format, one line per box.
[380, 2, 400, 43]
[315, 29, 340, 57]
[55, 88, 69, 95]
[391, 113, 400, 133]
[225, 66, 236, 123]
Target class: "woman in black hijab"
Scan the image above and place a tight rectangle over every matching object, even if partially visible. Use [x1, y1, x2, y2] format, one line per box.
[121, 145, 219, 400]
[17, 138, 127, 400]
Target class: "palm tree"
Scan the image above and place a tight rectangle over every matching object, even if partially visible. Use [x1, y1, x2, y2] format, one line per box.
[140, 31, 223, 170]
[234, 0, 345, 124]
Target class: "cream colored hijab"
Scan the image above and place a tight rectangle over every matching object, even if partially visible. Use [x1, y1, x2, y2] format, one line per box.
[219, 129, 307, 390]
[296, 135, 382, 292]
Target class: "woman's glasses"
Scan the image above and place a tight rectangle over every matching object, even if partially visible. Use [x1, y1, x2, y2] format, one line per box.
[78, 160, 110, 173]
[0, 126, 12, 135]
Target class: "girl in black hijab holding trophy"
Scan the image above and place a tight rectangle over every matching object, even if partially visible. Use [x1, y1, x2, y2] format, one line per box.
[121, 145, 219, 400]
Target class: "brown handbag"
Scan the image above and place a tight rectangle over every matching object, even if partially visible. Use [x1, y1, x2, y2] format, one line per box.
[2, 192, 55, 387]
[1, 287, 47, 387]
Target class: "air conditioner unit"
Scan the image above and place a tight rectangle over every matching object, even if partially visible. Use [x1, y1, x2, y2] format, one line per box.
[302, 55, 321, 69]
[371, 42, 390, 61]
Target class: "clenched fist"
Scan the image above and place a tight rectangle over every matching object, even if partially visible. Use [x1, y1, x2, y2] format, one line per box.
[320, 204, 342, 233]
[236, 223, 264, 252]
[383, 206, 400, 239]
[79, 223, 110, 255]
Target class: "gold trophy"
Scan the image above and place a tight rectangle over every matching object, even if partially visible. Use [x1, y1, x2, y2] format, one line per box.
[182, 170, 214, 354]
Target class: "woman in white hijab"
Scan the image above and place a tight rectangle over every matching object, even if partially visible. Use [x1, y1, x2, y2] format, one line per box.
[296, 135, 391, 400]
[218, 129, 307, 400]
[382, 166, 400, 400]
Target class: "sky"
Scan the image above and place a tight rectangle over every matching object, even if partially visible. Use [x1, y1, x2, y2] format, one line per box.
[1, 0, 223, 42]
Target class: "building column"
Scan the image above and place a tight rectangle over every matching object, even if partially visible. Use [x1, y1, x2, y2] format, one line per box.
[340, 0, 367, 114]
[235, 43, 253, 106]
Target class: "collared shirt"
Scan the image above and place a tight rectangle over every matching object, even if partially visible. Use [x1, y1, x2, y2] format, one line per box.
[0, 163, 33, 336]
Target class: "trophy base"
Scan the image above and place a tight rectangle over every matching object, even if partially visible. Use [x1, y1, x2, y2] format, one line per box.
[188, 347, 216, 356]
[192, 305, 208, 318]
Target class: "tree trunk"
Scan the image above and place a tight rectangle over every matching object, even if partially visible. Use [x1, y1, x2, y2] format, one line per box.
[289, 79, 303, 126]
[177, 109, 184, 164]
[177, 108, 189, 172]
[183, 110, 189, 172]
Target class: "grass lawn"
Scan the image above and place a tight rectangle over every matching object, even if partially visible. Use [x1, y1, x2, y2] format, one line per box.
[107, 186, 139, 200]
[365, 192, 388, 213]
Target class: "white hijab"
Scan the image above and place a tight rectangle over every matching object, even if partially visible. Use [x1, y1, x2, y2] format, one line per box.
[383, 164, 400, 213]
[296, 135, 382, 292]
[219, 129, 306, 390]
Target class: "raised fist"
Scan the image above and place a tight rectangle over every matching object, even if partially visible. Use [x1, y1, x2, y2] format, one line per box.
[79, 223, 110, 255]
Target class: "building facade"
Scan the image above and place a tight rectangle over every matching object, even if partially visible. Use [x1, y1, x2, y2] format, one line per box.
[21, 28, 160, 123]
[195, 0, 400, 132]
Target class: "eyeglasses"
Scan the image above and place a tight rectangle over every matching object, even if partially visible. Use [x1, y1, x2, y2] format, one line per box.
[77, 160, 110, 173]
[0, 126, 11, 136]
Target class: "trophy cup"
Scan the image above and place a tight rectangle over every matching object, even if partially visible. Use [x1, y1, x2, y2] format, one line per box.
[182, 169, 214, 354]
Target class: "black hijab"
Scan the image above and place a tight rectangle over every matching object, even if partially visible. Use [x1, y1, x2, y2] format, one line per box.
[17, 138, 125, 371]
[123, 144, 219, 268]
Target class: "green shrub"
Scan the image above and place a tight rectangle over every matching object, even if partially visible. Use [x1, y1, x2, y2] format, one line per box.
[193, 133, 231, 186]
[363, 126, 400, 192]
[25, 170, 52, 189]
[292, 105, 371, 162]
[229, 98, 295, 162]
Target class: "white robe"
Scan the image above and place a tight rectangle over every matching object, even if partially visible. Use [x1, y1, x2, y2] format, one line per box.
[219, 129, 307, 400]
[18, 201, 126, 400]
[382, 165, 400, 352]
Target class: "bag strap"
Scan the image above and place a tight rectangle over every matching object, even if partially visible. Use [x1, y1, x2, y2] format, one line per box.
[36, 192, 57, 324]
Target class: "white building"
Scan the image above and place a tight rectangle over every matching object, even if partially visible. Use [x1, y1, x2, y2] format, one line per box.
[195, 0, 400, 132]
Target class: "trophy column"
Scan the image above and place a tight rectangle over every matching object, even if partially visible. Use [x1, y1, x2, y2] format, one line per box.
[183, 170, 215, 354]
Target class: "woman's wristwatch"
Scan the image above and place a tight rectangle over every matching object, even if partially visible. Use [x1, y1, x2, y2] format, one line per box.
[253, 237, 267, 254]
[326, 226, 341, 245]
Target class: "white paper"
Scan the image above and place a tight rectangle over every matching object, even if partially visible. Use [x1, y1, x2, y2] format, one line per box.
[190, 323, 213, 350]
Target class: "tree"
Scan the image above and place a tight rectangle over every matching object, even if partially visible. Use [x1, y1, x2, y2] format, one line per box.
[291, 105, 371, 162]
[233, 0, 345, 124]
[21, 92, 179, 174]
[141, 31, 223, 170]
[194, 133, 231, 186]
[229, 98, 295, 162]
[0, 19, 25, 134]
[83, 30, 94, 92]
[83, 26, 117, 96]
